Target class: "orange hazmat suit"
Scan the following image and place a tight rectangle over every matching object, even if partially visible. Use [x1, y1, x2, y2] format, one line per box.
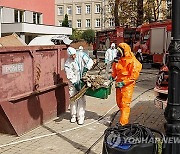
[112, 43, 142, 125]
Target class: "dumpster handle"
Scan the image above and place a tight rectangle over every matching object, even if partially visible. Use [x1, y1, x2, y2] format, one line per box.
[8, 82, 68, 102]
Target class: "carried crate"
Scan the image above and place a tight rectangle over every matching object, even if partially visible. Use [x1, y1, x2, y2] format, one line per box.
[85, 84, 112, 99]
[81, 73, 112, 99]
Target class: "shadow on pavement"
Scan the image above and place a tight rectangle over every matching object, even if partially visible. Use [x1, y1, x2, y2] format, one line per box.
[54, 109, 101, 123]
[42, 125, 96, 154]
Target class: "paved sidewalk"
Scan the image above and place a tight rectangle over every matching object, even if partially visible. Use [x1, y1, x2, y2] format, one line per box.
[0, 69, 165, 154]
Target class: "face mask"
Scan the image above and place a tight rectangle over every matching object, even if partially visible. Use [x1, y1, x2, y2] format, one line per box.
[117, 47, 124, 57]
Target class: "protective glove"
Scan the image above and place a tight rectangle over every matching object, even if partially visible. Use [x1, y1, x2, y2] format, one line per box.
[115, 82, 125, 88]
[82, 67, 88, 76]
[109, 76, 115, 81]
[73, 82, 81, 91]
[79, 80, 85, 89]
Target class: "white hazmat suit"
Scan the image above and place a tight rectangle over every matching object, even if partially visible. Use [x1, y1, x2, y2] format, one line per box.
[64, 47, 93, 125]
[105, 43, 118, 79]
[105, 43, 118, 64]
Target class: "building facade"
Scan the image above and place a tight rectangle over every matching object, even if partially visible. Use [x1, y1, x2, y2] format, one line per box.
[0, 0, 72, 43]
[55, 0, 115, 31]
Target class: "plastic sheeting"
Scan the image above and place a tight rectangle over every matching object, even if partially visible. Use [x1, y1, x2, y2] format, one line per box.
[28, 35, 72, 46]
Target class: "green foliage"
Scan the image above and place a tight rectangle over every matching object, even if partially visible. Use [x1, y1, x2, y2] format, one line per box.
[62, 14, 69, 27]
[82, 29, 95, 45]
[70, 28, 83, 42]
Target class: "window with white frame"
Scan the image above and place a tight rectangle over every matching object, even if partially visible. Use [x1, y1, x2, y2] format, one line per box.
[67, 6, 72, 15]
[86, 19, 91, 27]
[95, 4, 101, 13]
[59, 20, 63, 26]
[77, 20, 81, 28]
[109, 18, 115, 27]
[95, 19, 101, 27]
[76, 6, 81, 14]
[58, 6, 63, 15]
[86, 5, 91, 14]
[68, 20, 72, 27]
[14, 10, 25, 23]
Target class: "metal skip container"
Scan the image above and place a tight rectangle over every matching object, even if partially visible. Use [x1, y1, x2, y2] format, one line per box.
[0, 45, 69, 136]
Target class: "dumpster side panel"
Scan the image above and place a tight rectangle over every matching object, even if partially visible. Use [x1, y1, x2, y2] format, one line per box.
[0, 46, 69, 136]
[34, 49, 58, 90]
[57, 47, 69, 114]
[0, 91, 58, 135]
[0, 52, 33, 101]
[0, 105, 16, 134]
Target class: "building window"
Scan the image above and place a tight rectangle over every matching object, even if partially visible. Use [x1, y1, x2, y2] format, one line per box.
[95, 19, 101, 27]
[77, 20, 81, 28]
[95, 4, 101, 13]
[67, 6, 72, 15]
[59, 20, 63, 26]
[76, 6, 81, 14]
[109, 18, 115, 27]
[14, 10, 18, 22]
[33, 12, 41, 24]
[14, 10, 24, 23]
[86, 19, 91, 28]
[58, 6, 63, 15]
[68, 20, 72, 27]
[86, 5, 91, 14]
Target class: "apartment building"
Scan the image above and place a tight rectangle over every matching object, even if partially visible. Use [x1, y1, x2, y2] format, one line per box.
[55, 0, 115, 30]
[0, 0, 72, 43]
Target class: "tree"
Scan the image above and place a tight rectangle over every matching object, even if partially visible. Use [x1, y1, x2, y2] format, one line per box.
[114, 0, 120, 26]
[144, 0, 167, 22]
[109, 0, 167, 26]
[70, 28, 83, 42]
[110, 0, 138, 26]
[82, 29, 95, 45]
[62, 14, 69, 27]
[137, 0, 143, 26]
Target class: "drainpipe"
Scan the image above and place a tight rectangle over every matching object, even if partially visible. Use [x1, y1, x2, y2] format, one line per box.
[163, 0, 180, 153]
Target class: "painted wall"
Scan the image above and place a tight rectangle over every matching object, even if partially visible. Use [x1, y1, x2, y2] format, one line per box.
[0, 0, 55, 25]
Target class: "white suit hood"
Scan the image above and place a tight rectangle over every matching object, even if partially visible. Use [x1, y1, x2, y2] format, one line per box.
[67, 47, 76, 56]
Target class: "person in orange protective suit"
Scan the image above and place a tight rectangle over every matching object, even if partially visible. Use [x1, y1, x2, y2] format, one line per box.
[111, 43, 142, 126]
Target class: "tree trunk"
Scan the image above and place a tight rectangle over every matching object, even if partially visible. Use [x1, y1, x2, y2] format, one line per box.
[137, 0, 143, 26]
[114, 0, 120, 26]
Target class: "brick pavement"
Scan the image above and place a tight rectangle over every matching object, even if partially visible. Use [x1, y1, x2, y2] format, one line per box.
[0, 69, 165, 154]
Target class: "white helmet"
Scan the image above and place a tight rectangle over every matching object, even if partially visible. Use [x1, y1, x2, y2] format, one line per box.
[67, 47, 76, 56]
[79, 46, 83, 51]
[111, 43, 115, 48]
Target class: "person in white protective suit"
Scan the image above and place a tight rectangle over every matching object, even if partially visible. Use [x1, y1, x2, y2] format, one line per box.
[104, 43, 118, 79]
[79, 46, 83, 51]
[105, 43, 118, 64]
[64, 47, 94, 125]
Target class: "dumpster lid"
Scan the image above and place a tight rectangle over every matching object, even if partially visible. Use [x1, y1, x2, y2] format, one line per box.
[28, 35, 73, 46]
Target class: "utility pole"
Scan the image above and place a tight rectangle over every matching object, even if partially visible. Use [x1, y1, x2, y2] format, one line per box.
[163, 0, 180, 153]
